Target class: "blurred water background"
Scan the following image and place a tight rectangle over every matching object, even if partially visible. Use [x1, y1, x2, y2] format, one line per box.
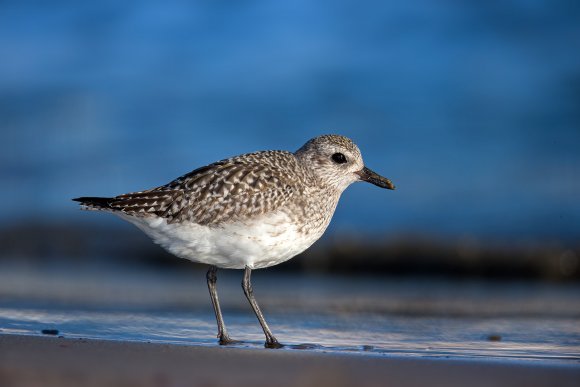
[1, 0, 580, 361]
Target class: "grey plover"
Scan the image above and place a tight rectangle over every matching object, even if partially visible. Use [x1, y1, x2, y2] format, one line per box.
[73, 134, 395, 348]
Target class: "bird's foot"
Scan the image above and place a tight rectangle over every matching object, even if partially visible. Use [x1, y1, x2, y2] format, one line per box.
[218, 335, 240, 346]
[265, 339, 284, 349]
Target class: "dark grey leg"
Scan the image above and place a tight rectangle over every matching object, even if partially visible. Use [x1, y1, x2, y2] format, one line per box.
[206, 266, 234, 345]
[242, 266, 283, 348]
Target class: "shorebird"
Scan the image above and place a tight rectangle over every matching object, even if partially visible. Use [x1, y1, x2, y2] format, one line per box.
[73, 134, 395, 348]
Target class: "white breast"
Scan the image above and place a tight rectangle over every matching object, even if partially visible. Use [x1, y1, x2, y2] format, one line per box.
[120, 211, 327, 269]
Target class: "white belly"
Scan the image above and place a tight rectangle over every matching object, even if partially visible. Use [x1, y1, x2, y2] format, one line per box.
[120, 211, 325, 269]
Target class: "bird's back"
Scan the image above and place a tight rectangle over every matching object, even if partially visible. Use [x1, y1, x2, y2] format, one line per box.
[75, 150, 318, 227]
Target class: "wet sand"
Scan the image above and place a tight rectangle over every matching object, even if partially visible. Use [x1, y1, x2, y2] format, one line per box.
[1, 334, 579, 387]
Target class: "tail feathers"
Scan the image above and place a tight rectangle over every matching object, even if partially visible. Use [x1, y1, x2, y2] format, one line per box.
[73, 196, 113, 210]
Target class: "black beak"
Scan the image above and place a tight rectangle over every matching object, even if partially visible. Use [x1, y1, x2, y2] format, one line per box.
[355, 167, 395, 190]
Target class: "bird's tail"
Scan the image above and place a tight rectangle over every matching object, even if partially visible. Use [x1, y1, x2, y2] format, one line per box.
[72, 196, 113, 211]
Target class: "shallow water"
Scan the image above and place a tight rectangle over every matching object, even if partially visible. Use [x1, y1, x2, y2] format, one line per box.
[2, 307, 580, 363]
[0, 263, 579, 363]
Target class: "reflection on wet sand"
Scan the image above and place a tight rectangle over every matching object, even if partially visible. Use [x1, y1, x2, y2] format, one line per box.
[0, 264, 578, 363]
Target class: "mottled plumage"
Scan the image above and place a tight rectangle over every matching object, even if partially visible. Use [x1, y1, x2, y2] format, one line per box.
[83, 150, 306, 226]
[73, 134, 395, 348]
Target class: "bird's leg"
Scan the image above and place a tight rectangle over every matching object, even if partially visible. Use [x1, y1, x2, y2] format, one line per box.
[242, 266, 283, 349]
[206, 266, 234, 345]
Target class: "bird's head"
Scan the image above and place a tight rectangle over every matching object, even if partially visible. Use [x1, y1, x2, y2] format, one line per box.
[294, 134, 395, 193]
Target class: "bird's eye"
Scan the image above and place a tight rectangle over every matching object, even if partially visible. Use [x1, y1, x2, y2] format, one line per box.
[331, 153, 348, 164]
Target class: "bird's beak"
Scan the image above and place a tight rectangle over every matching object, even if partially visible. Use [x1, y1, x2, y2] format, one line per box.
[355, 167, 395, 190]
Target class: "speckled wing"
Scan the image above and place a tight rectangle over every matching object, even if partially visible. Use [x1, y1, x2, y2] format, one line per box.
[99, 151, 303, 226]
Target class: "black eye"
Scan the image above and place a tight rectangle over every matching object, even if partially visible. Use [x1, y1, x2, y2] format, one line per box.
[331, 153, 348, 164]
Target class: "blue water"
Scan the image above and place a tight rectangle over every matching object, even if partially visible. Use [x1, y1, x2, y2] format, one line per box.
[1, 264, 579, 363]
[1, 1, 579, 242]
[2, 308, 580, 362]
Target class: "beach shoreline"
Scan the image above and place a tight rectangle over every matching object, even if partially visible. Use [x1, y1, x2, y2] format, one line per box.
[1, 334, 578, 387]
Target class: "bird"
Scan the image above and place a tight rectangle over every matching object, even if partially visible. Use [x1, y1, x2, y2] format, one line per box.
[73, 134, 395, 348]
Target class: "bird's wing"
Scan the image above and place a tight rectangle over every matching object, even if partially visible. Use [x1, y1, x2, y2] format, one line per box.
[105, 151, 302, 226]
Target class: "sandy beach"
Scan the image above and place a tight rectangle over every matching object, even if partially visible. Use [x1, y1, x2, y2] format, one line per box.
[1, 334, 579, 387]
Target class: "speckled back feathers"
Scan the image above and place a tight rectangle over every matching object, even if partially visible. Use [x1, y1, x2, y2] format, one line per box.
[78, 150, 315, 226]
[75, 135, 363, 228]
